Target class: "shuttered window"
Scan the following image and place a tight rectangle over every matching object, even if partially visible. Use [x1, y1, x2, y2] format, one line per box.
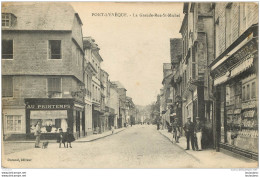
[2, 40, 13, 59]
[251, 82, 256, 98]
[48, 78, 61, 92]
[2, 76, 13, 97]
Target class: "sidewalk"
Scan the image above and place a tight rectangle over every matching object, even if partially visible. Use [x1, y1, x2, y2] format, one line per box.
[76, 127, 126, 142]
[3, 128, 126, 155]
[158, 129, 257, 168]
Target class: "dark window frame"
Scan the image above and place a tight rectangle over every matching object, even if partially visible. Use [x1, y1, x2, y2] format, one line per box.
[2, 76, 13, 97]
[2, 40, 13, 59]
[48, 40, 62, 59]
[47, 77, 62, 93]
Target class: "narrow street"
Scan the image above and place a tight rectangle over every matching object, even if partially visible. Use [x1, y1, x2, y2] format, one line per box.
[2, 125, 256, 168]
[3, 125, 199, 168]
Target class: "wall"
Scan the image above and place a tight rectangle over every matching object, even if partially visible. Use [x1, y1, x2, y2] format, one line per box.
[215, 2, 258, 58]
[2, 31, 84, 82]
[2, 76, 81, 107]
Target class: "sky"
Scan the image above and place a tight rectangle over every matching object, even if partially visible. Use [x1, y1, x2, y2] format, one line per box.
[71, 2, 184, 106]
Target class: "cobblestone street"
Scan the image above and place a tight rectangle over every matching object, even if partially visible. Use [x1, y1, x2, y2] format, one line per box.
[2, 125, 257, 168]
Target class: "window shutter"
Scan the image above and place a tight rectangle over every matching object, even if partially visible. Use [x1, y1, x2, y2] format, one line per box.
[2, 77, 13, 97]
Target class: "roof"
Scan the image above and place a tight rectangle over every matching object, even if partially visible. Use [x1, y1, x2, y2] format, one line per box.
[2, 2, 78, 31]
[163, 63, 172, 70]
[83, 37, 99, 50]
[111, 81, 126, 90]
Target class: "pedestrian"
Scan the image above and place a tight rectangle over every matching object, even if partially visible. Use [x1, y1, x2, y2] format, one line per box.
[57, 128, 66, 148]
[111, 125, 115, 134]
[65, 127, 75, 148]
[34, 121, 41, 148]
[183, 117, 195, 150]
[194, 117, 203, 151]
[172, 119, 180, 143]
[157, 121, 160, 130]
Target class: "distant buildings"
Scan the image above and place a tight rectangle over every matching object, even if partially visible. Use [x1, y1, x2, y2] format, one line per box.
[160, 2, 258, 160]
[2, 2, 138, 140]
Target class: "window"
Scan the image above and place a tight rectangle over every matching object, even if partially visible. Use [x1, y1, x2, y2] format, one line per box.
[191, 47, 196, 79]
[225, 4, 232, 47]
[47, 78, 61, 97]
[49, 40, 61, 59]
[6, 115, 22, 132]
[2, 13, 10, 27]
[241, 3, 247, 30]
[246, 84, 250, 100]
[242, 86, 246, 101]
[251, 82, 256, 98]
[2, 40, 13, 59]
[2, 76, 13, 97]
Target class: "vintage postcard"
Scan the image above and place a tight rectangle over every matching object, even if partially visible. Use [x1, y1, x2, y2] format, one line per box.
[1, 2, 259, 169]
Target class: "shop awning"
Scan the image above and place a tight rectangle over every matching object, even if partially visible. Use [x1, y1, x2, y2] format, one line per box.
[30, 110, 67, 119]
[234, 109, 241, 114]
[214, 55, 254, 86]
[243, 110, 256, 118]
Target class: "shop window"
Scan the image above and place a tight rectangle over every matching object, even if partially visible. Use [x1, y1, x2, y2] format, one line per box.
[246, 84, 250, 100]
[2, 76, 13, 97]
[47, 78, 61, 97]
[48, 40, 61, 59]
[30, 110, 68, 133]
[251, 82, 256, 98]
[2, 40, 13, 59]
[242, 86, 246, 101]
[6, 115, 22, 132]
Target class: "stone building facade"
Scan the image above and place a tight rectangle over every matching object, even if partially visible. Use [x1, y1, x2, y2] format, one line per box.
[2, 2, 85, 140]
[210, 2, 258, 159]
[179, 2, 215, 148]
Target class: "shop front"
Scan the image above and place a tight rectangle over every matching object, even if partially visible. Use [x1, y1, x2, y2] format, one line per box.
[24, 98, 85, 140]
[210, 24, 258, 160]
[92, 104, 101, 134]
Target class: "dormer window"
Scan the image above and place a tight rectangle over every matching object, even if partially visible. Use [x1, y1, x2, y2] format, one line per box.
[2, 13, 16, 27]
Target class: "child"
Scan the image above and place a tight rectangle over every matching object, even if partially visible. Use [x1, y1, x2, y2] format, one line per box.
[66, 127, 75, 148]
[111, 126, 115, 134]
[57, 128, 66, 148]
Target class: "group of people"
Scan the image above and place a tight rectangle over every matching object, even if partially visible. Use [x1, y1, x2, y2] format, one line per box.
[171, 117, 203, 151]
[183, 117, 202, 151]
[34, 121, 75, 148]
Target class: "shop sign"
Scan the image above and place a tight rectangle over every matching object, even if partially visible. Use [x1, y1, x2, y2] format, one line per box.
[214, 55, 254, 86]
[93, 106, 100, 111]
[243, 110, 255, 118]
[227, 109, 234, 115]
[242, 100, 257, 110]
[74, 103, 84, 109]
[234, 109, 241, 114]
[30, 110, 67, 119]
[27, 104, 71, 109]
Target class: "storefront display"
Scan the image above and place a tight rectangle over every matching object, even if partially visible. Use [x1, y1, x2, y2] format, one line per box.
[25, 98, 84, 140]
[210, 24, 258, 160]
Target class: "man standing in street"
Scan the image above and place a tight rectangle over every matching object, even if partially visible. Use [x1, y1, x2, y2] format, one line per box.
[183, 117, 195, 150]
[194, 117, 203, 151]
[34, 121, 41, 148]
[172, 119, 180, 143]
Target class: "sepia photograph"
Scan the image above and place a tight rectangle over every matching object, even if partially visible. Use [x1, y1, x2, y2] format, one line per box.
[1, 1, 259, 170]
